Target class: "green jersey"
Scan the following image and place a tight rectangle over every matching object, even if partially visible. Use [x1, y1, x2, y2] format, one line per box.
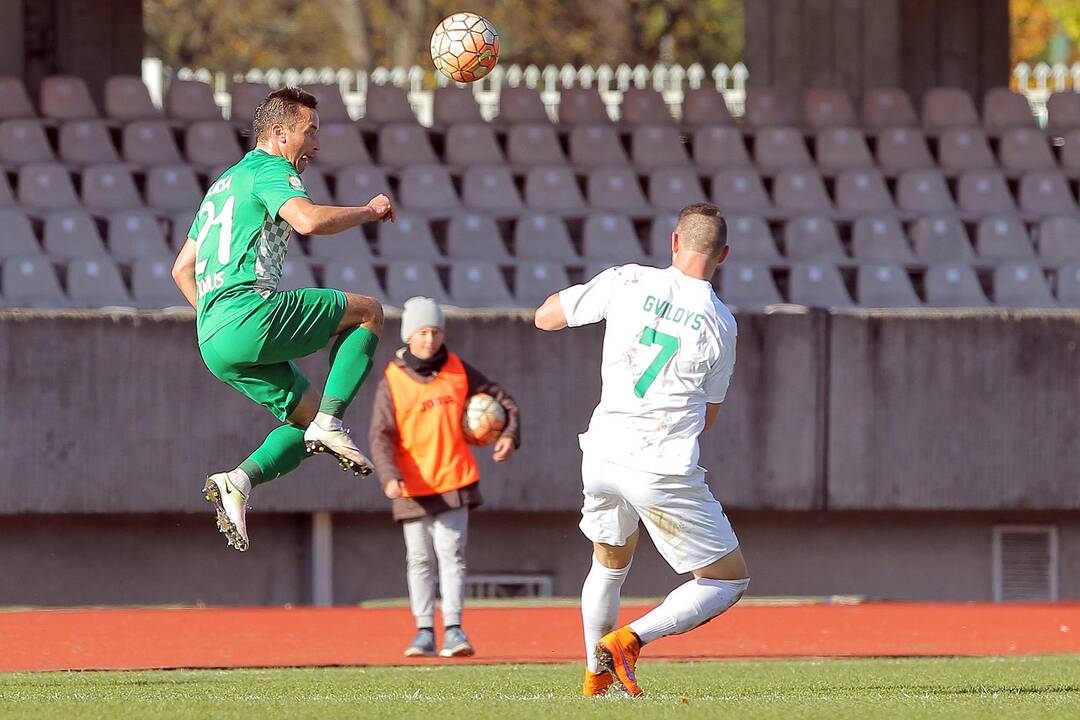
[189, 149, 310, 343]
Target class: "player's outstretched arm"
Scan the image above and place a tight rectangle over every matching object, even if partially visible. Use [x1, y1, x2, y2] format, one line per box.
[533, 292, 568, 331]
[171, 237, 198, 309]
[278, 195, 396, 236]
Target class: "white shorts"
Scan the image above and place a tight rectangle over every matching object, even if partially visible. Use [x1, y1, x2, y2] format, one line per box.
[578, 452, 739, 575]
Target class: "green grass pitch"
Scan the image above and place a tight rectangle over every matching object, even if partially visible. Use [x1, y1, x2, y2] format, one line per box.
[2, 656, 1079, 719]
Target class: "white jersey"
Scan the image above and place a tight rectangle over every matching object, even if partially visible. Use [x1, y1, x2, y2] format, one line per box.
[560, 264, 737, 476]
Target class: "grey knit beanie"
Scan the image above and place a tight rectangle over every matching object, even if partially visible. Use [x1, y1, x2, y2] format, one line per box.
[400, 296, 445, 343]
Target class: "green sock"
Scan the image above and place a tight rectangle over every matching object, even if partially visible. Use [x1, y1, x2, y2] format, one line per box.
[240, 424, 309, 486]
[320, 327, 379, 419]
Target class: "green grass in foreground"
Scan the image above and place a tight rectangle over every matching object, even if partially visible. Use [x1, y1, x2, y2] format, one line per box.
[2, 656, 1079, 720]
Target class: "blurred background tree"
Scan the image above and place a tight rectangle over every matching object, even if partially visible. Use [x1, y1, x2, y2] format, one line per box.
[1012, 0, 1080, 66]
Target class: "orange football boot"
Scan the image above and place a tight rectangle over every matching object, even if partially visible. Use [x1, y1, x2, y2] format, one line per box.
[582, 668, 614, 697]
[594, 626, 644, 697]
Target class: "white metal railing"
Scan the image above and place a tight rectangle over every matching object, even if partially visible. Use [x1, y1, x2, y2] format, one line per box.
[1012, 61, 1080, 126]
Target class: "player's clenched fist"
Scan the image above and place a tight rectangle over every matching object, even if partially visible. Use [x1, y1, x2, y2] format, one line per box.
[368, 194, 396, 223]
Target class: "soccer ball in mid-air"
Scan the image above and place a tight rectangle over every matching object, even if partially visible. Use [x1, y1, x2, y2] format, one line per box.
[462, 393, 507, 446]
[430, 12, 500, 83]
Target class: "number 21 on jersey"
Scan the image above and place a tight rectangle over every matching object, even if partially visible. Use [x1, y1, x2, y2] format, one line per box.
[634, 326, 679, 398]
[193, 194, 235, 298]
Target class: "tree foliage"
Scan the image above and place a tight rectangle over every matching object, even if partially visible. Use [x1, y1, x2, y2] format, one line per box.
[1011, 0, 1080, 65]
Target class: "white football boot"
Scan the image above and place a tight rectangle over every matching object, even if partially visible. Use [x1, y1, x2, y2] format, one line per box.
[303, 419, 375, 477]
[202, 473, 250, 552]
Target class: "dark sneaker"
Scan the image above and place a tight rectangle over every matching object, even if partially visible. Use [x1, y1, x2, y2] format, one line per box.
[403, 628, 436, 657]
[440, 626, 475, 657]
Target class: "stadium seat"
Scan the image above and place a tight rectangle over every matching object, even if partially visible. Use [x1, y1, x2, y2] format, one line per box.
[852, 216, 914, 262]
[447, 212, 510, 259]
[754, 127, 812, 170]
[1046, 92, 1080, 135]
[0, 173, 12, 208]
[804, 88, 857, 129]
[1018, 171, 1078, 216]
[309, 122, 371, 168]
[122, 121, 183, 165]
[583, 213, 647, 261]
[104, 76, 161, 121]
[621, 88, 673, 125]
[273, 258, 317, 292]
[835, 169, 894, 214]
[975, 216, 1034, 261]
[647, 213, 678, 260]
[896, 170, 955, 214]
[377, 123, 439, 167]
[358, 84, 415, 126]
[1061, 130, 1080, 175]
[789, 262, 853, 308]
[145, 166, 204, 212]
[131, 257, 188, 308]
[386, 260, 450, 305]
[0, 120, 55, 164]
[783, 216, 845, 261]
[711, 169, 772, 214]
[335, 165, 393, 206]
[461, 165, 524, 213]
[957, 170, 1016, 214]
[0, 77, 36, 120]
[648, 168, 706, 211]
[449, 261, 515, 307]
[514, 260, 570, 307]
[164, 80, 221, 121]
[994, 262, 1056, 307]
[322, 259, 386, 301]
[58, 121, 121, 165]
[40, 76, 99, 120]
[17, 164, 80, 211]
[377, 214, 440, 258]
[82, 164, 143, 212]
[1057, 263, 1080, 306]
[998, 128, 1057, 172]
[229, 81, 272, 126]
[445, 123, 504, 166]
[937, 128, 996, 171]
[108, 210, 170, 263]
[0, 209, 42, 258]
[1, 256, 68, 308]
[569, 125, 629, 167]
[861, 87, 918, 130]
[513, 213, 578, 260]
[773, 169, 832, 214]
[725, 215, 781, 261]
[587, 167, 648, 212]
[911, 216, 974, 262]
[858, 263, 921, 308]
[67, 256, 131, 308]
[815, 127, 873, 171]
[184, 121, 244, 168]
[302, 83, 351, 122]
[922, 87, 979, 132]
[680, 87, 734, 127]
[497, 87, 549, 124]
[719, 261, 782, 309]
[433, 86, 484, 126]
[507, 123, 566, 165]
[524, 166, 586, 212]
[284, 230, 309, 259]
[631, 125, 691, 169]
[691, 125, 750, 170]
[1037, 216, 1080, 263]
[307, 227, 372, 262]
[297, 166, 334, 206]
[170, 210, 196, 250]
[876, 127, 936, 171]
[982, 88, 1035, 133]
[44, 209, 107, 259]
[558, 88, 610, 125]
[399, 165, 461, 214]
[742, 88, 800, 128]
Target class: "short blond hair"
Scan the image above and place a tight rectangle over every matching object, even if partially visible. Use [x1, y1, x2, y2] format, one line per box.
[676, 203, 727, 257]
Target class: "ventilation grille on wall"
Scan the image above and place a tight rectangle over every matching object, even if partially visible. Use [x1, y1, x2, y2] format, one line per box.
[465, 573, 553, 599]
[992, 525, 1058, 602]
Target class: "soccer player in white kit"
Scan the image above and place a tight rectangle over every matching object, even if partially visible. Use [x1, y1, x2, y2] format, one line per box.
[534, 203, 750, 697]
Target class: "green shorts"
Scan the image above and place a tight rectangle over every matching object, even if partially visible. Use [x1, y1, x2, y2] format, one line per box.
[199, 288, 347, 421]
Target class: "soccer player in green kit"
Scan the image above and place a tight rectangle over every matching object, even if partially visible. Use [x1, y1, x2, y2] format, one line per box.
[172, 87, 395, 552]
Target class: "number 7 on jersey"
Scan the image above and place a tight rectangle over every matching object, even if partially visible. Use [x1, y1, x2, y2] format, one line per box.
[634, 327, 680, 398]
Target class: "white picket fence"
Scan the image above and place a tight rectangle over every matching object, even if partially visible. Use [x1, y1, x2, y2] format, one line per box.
[141, 58, 1080, 127]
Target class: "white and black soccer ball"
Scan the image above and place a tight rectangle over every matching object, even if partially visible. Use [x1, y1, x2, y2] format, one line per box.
[430, 12, 500, 84]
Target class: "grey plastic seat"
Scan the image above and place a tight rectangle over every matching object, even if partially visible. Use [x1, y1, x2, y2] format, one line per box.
[0, 209, 42, 258]
[2, 256, 68, 308]
[84, 163, 143, 212]
[631, 125, 691, 169]
[446, 123, 504, 166]
[399, 165, 461, 214]
[461, 165, 523, 213]
[804, 88, 857, 129]
[911, 216, 974, 262]
[1019, 171, 1078, 215]
[743, 88, 800, 128]
[40, 76, 99, 120]
[692, 125, 750, 170]
[569, 125, 629, 167]
[999, 128, 1057, 172]
[293, 166, 333, 206]
[648, 168, 706, 211]
[975, 216, 1034, 261]
[861, 87, 918, 130]
[335, 165, 393, 206]
[515, 260, 570, 307]
[876, 127, 935, 171]
[897, 170, 955, 214]
[310, 123, 371, 168]
[524, 166, 586, 212]
[0, 172, 14, 208]
[783, 216, 845, 261]
[815, 127, 873, 170]
[621, 88, 673, 125]
[386, 261, 449, 305]
[789, 262, 853, 308]
[719, 262, 782, 309]
[982, 88, 1035, 133]
[302, 83, 350, 122]
[583, 213, 647, 262]
[58, 121, 120, 165]
[171, 211, 196, 250]
[146, 166, 204, 212]
[447, 212, 510, 259]
[1037, 216, 1080, 263]
[926, 264, 990, 307]
[131, 257, 188, 308]
[1061, 129, 1080, 175]
[559, 88, 610, 125]
[307, 227, 371, 261]
[754, 127, 812, 170]
[17, 164, 80, 211]
[68, 256, 131, 308]
[185, 121, 244, 168]
[958, 170, 1016, 214]
[229, 82, 272, 125]
[857, 264, 921, 308]
[104, 76, 161, 121]
[275, 258, 317, 292]
[647, 213, 678, 260]
[937, 128, 996, 171]
[43, 210, 107, 259]
[122, 121, 183, 165]
[725, 215, 781, 261]
[0, 77, 36, 120]
[852, 217, 914, 262]
[513, 213, 578, 260]
[773, 169, 832, 214]
[1047, 92, 1080, 135]
[498, 87, 549, 124]
[377, 123, 438, 167]
[681, 87, 735, 127]
[0, 120, 55, 164]
[433, 87, 484, 126]
[322, 259, 386, 301]
[507, 123, 566, 165]
[165, 80, 221, 121]
[361, 84, 416, 125]
[993, 262, 1056, 307]
[836, 169, 894, 214]
[377, 214, 440, 258]
[588, 167, 648, 212]
[1057, 263, 1080, 306]
[711, 169, 772, 214]
[449, 261, 515, 307]
[108, 210, 170, 263]
[922, 87, 979, 132]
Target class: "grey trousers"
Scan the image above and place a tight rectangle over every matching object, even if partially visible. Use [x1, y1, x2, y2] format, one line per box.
[402, 506, 469, 628]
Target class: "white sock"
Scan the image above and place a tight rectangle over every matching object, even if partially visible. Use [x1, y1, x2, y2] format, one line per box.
[628, 577, 749, 645]
[227, 468, 252, 497]
[581, 554, 631, 672]
[313, 412, 343, 431]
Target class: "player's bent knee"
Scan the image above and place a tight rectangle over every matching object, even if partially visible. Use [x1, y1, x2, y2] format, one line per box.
[339, 293, 384, 335]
